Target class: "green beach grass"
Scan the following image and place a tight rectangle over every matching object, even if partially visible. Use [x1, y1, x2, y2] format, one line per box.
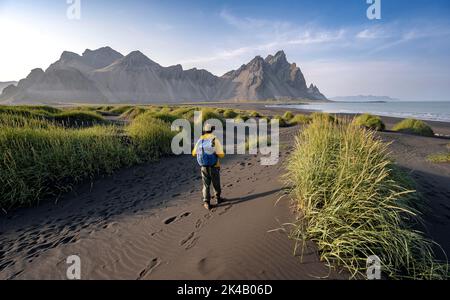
[126, 112, 176, 160]
[353, 113, 386, 131]
[289, 114, 312, 126]
[0, 106, 176, 210]
[427, 144, 450, 163]
[392, 118, 434, 137]
[284, 117, 448, 279]
[0, 104, 286, 209]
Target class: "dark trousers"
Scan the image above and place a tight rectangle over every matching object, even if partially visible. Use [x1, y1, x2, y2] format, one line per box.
[201, 166, 221, 203]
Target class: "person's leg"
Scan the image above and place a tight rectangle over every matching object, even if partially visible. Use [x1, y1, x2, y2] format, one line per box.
[201, 167, 212, 204]
[211, 167, 222, 202]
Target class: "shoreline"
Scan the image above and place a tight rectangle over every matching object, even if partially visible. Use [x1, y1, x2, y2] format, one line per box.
[195, 102, 450, 136]
[266, 102, 450, 126]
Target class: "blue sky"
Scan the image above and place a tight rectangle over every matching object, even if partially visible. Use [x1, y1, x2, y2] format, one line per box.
[1, 0, 450, 100]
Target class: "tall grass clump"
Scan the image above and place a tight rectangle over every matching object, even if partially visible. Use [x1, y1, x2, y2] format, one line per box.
[289, 114, 312, 126]
[283, 111, 295, 121]
[285, 117, 448, 279]
[171, 107, 197, 119]
[249, 111, 262, 118]
[120, 107, 147, 120]
[0, 124, 135, 209]
[273, 115, 289, 127]
[0, 113, 53, 129]
[392, 119, 434, 137]
[195, 108, 224, 125]
[126, 112, 175, 161]
[0, 105, 57, 118]
[13, 105, 62, 114]
[427, 144, 450, 163]
[427, 153, 450, 163]
[223, 109, 239, 119]
[353, 113, 386, 131]
[109, 105, 133, 115]
[53, 110, 106, 127]
[311, 112, 336, 123]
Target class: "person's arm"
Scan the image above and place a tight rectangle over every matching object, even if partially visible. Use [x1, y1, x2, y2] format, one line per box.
[192, 139, 201, 156]
[215, 138, 225, 158]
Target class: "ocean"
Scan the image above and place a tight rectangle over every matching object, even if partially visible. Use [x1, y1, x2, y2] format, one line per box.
[268, 101, 450, 123]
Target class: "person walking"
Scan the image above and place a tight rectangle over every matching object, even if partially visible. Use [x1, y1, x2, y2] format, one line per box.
[192, 123, 225, 210]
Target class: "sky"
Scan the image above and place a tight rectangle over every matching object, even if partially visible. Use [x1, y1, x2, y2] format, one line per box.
[0, 0, 450, 100]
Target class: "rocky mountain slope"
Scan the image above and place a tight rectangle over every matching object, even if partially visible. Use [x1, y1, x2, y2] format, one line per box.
[0, 47, 327, 103]
[0, 81, 17, 94]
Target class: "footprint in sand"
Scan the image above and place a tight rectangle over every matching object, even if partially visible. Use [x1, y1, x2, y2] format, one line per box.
[184, 236, 200, 250]
[195, 218, 203, 229]
[137, 258, 160, 279]
[163, 216, 177, 225]
[218, 205, 233, 216]
[180, 232, 195, 246]
[163, 212, 191, 225]
[179, 212, 191, 219]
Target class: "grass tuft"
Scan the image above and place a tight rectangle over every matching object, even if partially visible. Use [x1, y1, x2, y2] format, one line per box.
[284, 117, 448, 279]
[289, 114, 312, 126]
[120, 107, 147, 120]
[126, 112, 175, 161]
[283, 111, 295, 120]
[223, 109, 239, 119]
[392, 119, 434, 137]
[273, 115, 289, 127]
[53, 110, 106, 127]
[353, 113, 386, 131]
[0, 124, 135, 209]
[0, 105, 176, 209]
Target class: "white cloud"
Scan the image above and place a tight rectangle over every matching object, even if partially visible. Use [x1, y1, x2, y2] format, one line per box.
[356, 27, 389, 39]
[181, 10, 347, 67]
[287, 29, 346, 45]
[178, 29, 343, 66]
[219, 8, 290, 31]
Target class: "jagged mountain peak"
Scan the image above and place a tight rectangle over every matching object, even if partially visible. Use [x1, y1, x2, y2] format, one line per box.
[52, 47, 124, 71]
[265, 50, 286, 63]
[81, 47, 124, 68]
[59, 51, 82, 62]
[126, 50, 149, 60]
[121, 51, 159, 66]
[82, 46, 121, 57]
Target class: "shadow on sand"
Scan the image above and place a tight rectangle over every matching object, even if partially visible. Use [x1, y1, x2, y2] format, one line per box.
[215, 187, 290, 207]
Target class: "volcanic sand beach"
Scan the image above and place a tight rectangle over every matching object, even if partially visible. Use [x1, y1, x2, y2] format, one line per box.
[1, 104, 450, 279]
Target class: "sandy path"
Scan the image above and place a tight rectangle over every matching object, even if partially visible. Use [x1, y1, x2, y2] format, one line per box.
[0, 126, 345, 280]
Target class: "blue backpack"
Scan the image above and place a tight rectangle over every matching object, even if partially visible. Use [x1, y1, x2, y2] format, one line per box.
[196, 137, 218, 167]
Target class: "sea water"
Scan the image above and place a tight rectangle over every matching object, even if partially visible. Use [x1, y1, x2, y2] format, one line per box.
[268, 101, 450, 123]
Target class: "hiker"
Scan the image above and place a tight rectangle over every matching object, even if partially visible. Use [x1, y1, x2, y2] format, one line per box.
[192, 123, 225, 210]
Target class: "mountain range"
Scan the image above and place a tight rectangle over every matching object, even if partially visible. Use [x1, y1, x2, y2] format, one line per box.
[0, 47, 327, 104]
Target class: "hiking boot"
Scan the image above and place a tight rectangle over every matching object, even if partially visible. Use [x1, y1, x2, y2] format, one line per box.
[203, 202, 211, 210]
